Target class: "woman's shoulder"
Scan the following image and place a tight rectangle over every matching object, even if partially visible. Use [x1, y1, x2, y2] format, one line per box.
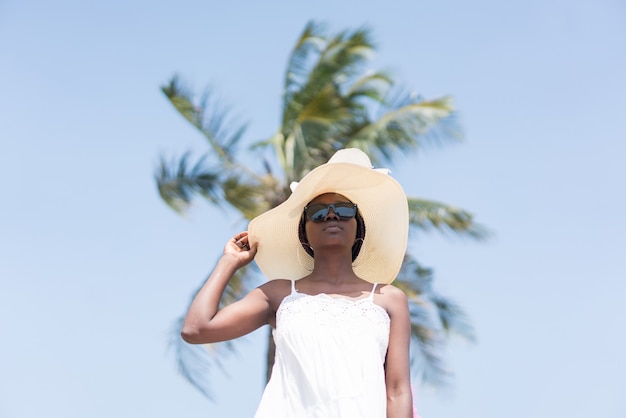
[259, 277, 292, 289]
[258, 279, 294, 308]
[375, 283, 409, 314]
[377, 283, 407, 298]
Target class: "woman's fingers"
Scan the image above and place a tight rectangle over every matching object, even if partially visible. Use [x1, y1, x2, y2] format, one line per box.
[231, 232, 252, 252]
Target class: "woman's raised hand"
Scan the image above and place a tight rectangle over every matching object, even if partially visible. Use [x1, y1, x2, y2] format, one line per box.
[224, 231, 257, 266]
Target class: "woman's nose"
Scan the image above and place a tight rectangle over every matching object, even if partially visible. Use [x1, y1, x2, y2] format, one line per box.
[323, 207, 339, 221]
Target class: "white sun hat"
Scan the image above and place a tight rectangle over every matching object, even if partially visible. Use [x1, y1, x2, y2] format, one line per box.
[248, 148, 409, 284]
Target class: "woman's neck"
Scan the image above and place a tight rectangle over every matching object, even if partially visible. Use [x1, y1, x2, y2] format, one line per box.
[308, 251, 359, 285]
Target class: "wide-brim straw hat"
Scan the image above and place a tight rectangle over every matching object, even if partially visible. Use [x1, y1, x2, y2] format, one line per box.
[248, 148, 408, 284]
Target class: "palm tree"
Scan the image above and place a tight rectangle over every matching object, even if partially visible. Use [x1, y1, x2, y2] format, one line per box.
[157, 21, 486, 398]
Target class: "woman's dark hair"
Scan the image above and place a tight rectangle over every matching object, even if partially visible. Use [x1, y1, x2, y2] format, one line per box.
[298, 209, 366, 262]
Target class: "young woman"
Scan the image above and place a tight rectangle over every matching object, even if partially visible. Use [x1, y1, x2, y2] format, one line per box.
[181, 149, 413, 417]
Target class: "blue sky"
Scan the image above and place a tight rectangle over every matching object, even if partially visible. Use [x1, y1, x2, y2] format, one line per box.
[1, 0, 625, 417]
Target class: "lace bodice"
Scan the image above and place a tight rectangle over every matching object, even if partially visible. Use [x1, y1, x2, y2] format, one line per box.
[275, 290, 390, 360]
[255, 281, 390, 418]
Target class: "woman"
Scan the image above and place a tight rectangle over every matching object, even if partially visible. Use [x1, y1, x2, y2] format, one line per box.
[181, 148, 413, 417]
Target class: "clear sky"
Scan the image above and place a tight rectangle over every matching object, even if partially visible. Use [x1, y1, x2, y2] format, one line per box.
[1, 0, 625, 417]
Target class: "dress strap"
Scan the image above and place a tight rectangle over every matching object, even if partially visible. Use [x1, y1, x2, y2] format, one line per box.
[290, 279, 297, 295]
[369, 282, 379, 300]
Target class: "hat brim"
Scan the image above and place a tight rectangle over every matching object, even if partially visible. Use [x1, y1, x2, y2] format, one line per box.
[248, 158, 408, 284]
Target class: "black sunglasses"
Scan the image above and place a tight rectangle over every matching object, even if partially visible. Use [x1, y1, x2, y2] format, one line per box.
[304, 202, 358, 222]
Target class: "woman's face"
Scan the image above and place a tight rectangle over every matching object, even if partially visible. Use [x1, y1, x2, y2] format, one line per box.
[304, 193, 357, 252]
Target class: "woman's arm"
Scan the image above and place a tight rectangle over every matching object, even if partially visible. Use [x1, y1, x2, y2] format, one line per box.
[382, 285, 414, 418]
[181, 232, 271, 344]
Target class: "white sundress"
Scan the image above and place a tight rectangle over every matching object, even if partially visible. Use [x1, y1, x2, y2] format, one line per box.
[254, 280, 391, 418]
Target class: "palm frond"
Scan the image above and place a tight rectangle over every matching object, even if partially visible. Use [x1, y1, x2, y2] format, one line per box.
[394, 256, 446, 384]
[284, 21, 327, 100]
[316, 25, 374, 84]
[408, 305, 450, 385]
[162, 75, 202, 127]
[169, 263, 256, 398]
[408, 197, 490, 240]
[287, 85, 351, 177]
[221, 174, 274, 220]
[347, 96, 461, 163]
[345, 71, 393, 103]
[394, 256, 435, 297]
[429, 293, 476, 342]
[395, 254, 475, 385]
[381, 92, 463, 147]
[168, 316, 238, 399]
[155, 152, 221, 214]
[281, 24, 376, 140]
[162, 75, 248, 164]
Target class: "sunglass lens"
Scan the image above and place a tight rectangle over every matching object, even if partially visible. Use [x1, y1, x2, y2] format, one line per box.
[334, 205, 356, 219]
[306, 204, 328, 221]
